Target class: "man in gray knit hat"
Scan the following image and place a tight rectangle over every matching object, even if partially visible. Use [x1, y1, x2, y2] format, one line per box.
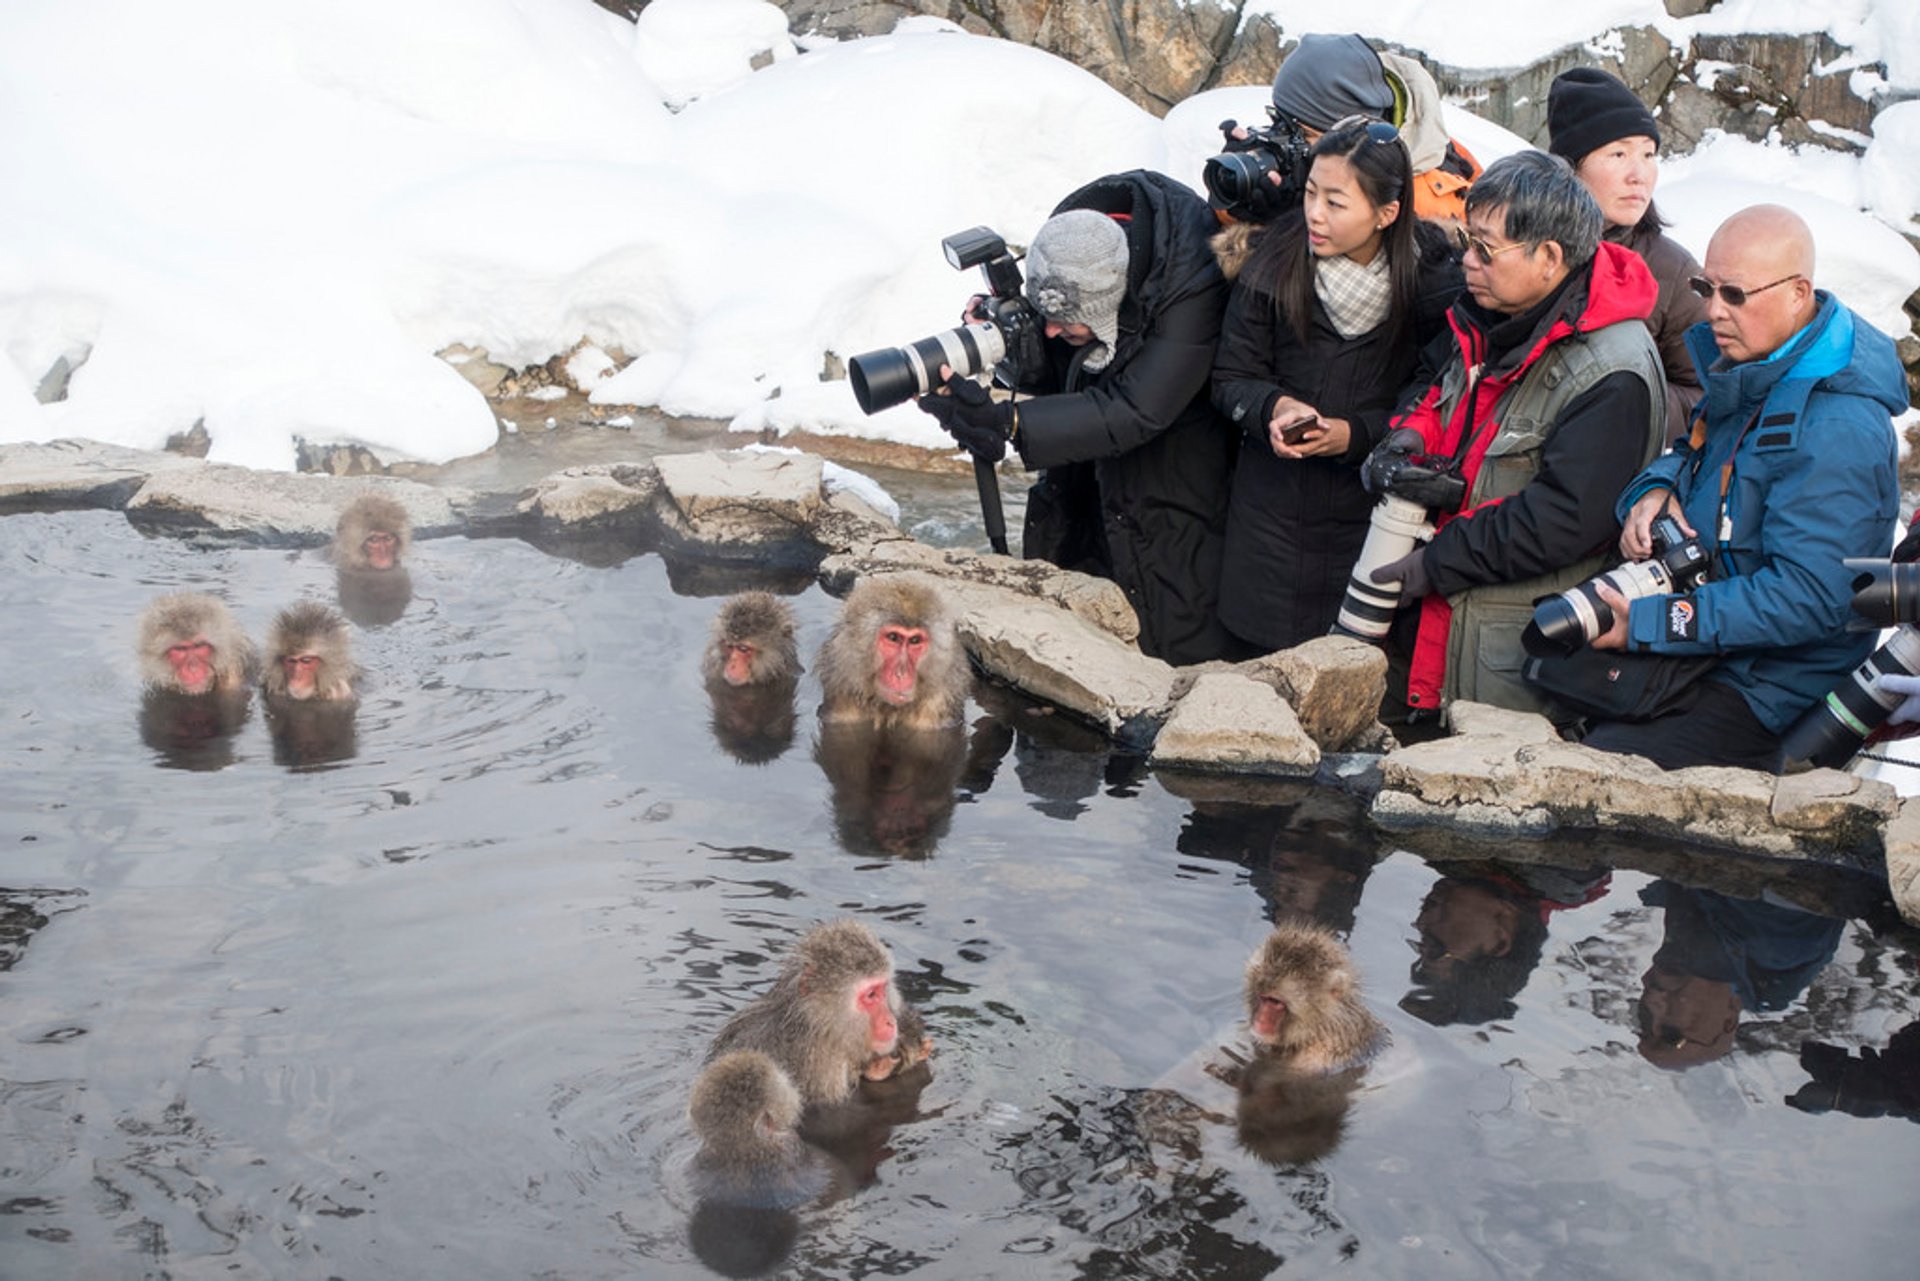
[915, 170, 1240, 665]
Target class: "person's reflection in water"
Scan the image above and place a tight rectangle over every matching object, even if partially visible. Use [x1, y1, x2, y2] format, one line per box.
[814, 721, 965, 858]
[265, 700, 359, 769]
[707, 677, 799, 765]
[1634, 880, 1845, 1071]
[1174, 791, 1382, 937]
[1402, 860, 1611, 1026]
[1789, 1020, 1920, 1123]
[138, 688, 252, 771]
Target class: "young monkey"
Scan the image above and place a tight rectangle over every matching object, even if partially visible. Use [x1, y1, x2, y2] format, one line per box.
[262, 602, 358, 703]
[1243, 921, 1387, 1074]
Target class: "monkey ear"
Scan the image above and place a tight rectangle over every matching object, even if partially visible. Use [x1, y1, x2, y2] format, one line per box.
[795, 965, 814, 997]
[1328, 967, 1354, 999]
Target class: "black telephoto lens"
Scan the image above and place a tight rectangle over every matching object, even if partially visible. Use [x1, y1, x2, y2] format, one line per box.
[1843, 558, 1920, 629]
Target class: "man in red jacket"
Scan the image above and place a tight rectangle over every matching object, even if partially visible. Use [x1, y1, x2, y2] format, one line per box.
[1365, 150, 1669, 722]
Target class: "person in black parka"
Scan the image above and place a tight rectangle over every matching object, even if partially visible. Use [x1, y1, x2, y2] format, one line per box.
[917, 170, 1239, 666]
[1210, 119, 1463, 652]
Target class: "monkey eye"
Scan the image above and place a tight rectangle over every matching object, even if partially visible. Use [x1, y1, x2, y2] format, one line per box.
[168, 641, 212, 660]
[287, 655, 321, 669]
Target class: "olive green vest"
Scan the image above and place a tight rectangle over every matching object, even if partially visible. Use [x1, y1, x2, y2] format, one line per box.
[1433, 317, 1668, 718]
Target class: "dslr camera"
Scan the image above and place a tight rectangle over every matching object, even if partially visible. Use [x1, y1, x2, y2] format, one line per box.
[848, 227, 1046, 416]
[1522, 515, 1709, 656]
[1778, 558, 1920, 770]
[1203, 107, 1313, 225]
[1332, 429, 1468, 640]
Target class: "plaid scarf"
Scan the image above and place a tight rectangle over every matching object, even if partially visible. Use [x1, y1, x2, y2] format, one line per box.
[1314, 250, 1392, 339]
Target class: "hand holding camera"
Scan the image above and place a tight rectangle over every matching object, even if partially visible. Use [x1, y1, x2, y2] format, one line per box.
[1620, 486, 1696, 561]
[917, 367, 1016, 465]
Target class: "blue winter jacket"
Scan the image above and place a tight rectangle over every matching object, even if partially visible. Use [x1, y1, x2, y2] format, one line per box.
[1613, 292, 1903, 733]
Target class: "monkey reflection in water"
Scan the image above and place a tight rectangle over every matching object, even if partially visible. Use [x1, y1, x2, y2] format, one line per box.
[136, 592, 258, 769]
[261, 602, 360, 767]
[332, 492, 413, 627]
[689, 920, 933, 1274]
[1146, 922, 1388, 1167]
[813, 577, 972, 856]
[702, 592, 802, 765]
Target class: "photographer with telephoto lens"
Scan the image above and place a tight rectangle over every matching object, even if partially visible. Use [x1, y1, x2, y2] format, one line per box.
[1578, 205, 1902, 772]
[914, 170, 1238, 666]
[1208, 34, 1481, 230]
[1357, 150, 1669, 724]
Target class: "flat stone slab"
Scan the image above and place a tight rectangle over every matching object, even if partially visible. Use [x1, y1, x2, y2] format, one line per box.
[1376, 726, 1897, 863]
[1150, 672, 1319, 775]
[515, 463, 658, 528]
[653, 449, 823, 552]
[0, 438, 203, 512]
[125, 465, 464, 544]
[906, 572, 1175, 744]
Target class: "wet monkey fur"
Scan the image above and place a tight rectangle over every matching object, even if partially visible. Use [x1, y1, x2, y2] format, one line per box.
[137, 593, 257, 695]
[817, 577, 969, 730]
[262, 602, 358, 703]
[333, 492, 411, 572]
[704, 592, 801, 688]
[1244, 922, 1387, 1074]
[705, 919, 923, 1108]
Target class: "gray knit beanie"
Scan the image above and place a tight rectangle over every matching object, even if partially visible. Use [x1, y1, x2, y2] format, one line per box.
[1270, 34, 1394, 133]
[1024, 210, 1129, 356]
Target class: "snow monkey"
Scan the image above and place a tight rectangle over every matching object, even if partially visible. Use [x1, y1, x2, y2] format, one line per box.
[817, 577, 968, 730]
[705, 919, 923, 1108]
[688, 1050, 836, 1208]
[1244, 921, 1387, 1074]
[332, 492, 411, 572]
[704, 592, 801, 688]
[262, 602, 358, 703]
[137, 592, 257, 696]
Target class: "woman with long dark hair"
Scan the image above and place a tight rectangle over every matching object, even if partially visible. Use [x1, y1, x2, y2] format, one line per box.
[1210, 116, 1463, 653]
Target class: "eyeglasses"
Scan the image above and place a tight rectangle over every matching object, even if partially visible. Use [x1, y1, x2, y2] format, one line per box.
[1452, 226, 1531, 266]
[1325, 113, 1400, 147]
[1686, 274, 1802, 307]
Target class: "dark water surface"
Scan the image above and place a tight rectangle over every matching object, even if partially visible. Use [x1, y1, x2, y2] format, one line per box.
[1, 511, 1916, 1281]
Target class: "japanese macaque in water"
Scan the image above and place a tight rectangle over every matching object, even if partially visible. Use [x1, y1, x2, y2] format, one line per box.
[705, 919, 924, 1108]
[817, 577, 969, 731]
[704, 593, 801, 765]
[704, 592, 800, 688]
[137, 592, 257, 695]
[333, 493, 414, 626]
[1244, 922, 1387, 1074]
[333, 493, 411, 572]
[262, 602, 358, 703]
[689, 1050, 837, 1208]
[862, 1004, 932, 1084]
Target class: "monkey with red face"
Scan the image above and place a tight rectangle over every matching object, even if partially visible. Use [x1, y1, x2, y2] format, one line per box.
[705, 919, 926, 1109]
[817, 577, 969, 731]
[705, 592, 800, 688]
[138, 593, 258, 695]
[333, 493, 410, 572]
[263, 602, 358, 704]
[1244, 921, 1387, 1074]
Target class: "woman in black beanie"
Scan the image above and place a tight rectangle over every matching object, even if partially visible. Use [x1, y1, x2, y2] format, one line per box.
[1548, 67, 1705, 435]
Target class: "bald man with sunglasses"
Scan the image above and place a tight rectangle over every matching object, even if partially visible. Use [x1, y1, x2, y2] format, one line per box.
[1579, 204, 1903, 771]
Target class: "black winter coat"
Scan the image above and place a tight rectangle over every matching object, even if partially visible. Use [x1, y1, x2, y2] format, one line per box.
[1013, 170, 1238, 666]
[1209, 218, 1463, 650]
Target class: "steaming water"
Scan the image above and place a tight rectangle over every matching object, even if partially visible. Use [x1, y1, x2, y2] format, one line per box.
[1, 511, 1916, 1280]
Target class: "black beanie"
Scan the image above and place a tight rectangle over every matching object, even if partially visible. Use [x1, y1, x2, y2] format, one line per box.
[1547, 67, 1660, 164]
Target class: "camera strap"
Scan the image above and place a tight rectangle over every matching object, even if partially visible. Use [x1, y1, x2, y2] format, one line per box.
[1686, 408, 1763, 562]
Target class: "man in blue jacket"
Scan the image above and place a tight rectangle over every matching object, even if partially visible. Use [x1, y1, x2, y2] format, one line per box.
[1581, 203, 1903, 771]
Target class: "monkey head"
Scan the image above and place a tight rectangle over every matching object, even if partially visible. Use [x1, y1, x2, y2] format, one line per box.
[705, 592, 801, 689]
[137, 592, 255, 696]
[818, 577, 968, 730]
[264, 601, 357, 703]
[1244, 922, 1384, 1072]
[333, 493, 412, 573]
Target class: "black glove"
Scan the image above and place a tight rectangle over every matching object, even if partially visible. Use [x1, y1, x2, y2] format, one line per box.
[917, 374, 1015, 465]
[1895, 513, 1920, 564]
[1362, 427, 1426, 496]
[1370, 547, 1432, 600]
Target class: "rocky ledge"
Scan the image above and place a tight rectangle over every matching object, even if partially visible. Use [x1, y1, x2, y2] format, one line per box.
[4, 438, 1913, 925]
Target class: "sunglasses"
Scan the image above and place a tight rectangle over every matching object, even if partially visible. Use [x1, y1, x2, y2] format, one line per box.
[1452, 226, 1530, 266]
[1686, 273, 1801, 307]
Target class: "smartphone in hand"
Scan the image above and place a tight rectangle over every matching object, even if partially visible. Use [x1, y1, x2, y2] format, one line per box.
[1279, 414, 1320, 445]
